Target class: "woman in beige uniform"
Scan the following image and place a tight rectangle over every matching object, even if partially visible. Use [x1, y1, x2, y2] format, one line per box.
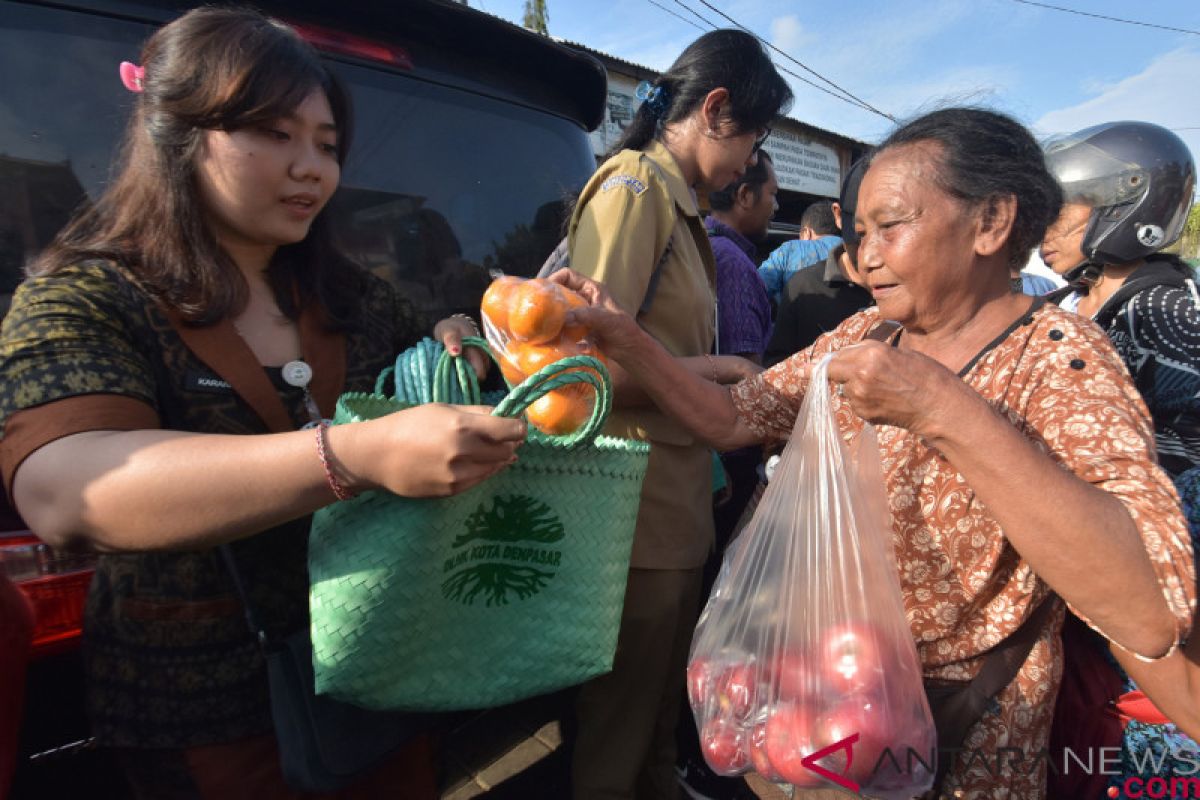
[564, 29, 792, 800]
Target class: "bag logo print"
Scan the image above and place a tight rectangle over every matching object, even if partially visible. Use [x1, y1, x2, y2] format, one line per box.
[801, 733, 861, 792]
[441, 495, 564, 606]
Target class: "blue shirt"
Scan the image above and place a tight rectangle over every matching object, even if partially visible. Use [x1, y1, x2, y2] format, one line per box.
[704, 216, 772, 357]
[758, 235, 842, 303]
[1020, 272, 1058, 295]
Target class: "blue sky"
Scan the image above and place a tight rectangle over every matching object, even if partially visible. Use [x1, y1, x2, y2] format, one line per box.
[476, 0, 1200, 166]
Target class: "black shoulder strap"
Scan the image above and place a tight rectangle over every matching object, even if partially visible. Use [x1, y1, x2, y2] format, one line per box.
[219, 544, 270, 649]
[970, 594, 1057, 697]
[924, 595, 1057, 794]
[1046, 285, 1075, 306]
[865, 320, 902, 344]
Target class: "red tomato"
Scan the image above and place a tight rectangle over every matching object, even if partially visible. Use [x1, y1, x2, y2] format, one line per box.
[700, 718, 750, 775]
[716, 662, 760, 720]
[820, 622, 884, 694]
[687, 658, 715, 710]
[748, 720, 782, 781]
[771, 651, 821, 706]
[816, 693, 892, 784]
[763, 703, 824, 787]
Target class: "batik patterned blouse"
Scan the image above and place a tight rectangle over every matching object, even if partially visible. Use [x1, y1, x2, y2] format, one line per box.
[0, 259, 423, 748]
[728, 303, 1195, 799]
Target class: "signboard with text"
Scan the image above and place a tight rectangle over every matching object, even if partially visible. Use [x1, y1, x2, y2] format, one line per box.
[763, 130, 842, 198]
[589, 74, 639, 156]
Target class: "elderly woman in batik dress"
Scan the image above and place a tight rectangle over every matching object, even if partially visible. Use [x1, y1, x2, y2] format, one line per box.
[550, 107, 1195, 800]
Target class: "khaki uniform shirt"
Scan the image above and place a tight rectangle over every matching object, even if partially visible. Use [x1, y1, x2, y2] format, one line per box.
[568, 139, 717, 569]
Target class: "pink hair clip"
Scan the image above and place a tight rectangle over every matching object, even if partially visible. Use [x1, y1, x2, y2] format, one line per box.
[119, 61, 145, 93]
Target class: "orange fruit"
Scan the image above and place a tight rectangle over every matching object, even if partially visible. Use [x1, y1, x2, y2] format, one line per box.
[499, 355, 526, 386]
[561, 288, 588, 310]
[560, 322, 590, 344]
[508, 279, 567, 344]
[573, 337, 608, 370]
[559, 289, 590, 343]
[525, 389, 594, 435]
[514, 341, 573, 377]
[481, 275, 521, 331]
[514, 340, 606, 395]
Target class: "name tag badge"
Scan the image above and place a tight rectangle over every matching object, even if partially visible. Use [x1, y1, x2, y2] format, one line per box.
[184, 369, 234, 394]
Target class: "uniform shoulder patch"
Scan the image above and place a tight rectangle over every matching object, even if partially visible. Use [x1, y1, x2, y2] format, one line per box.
[600, 174, 647, 195]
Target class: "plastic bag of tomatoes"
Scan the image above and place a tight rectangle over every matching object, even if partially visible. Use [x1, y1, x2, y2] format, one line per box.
[686, 356, 935, 799]
[480, 275, 607, 436]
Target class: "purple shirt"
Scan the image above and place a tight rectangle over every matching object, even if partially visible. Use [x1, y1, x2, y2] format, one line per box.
[704, 216, 772, 357]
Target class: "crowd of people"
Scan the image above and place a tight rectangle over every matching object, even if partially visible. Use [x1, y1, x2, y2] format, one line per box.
[0, 6, 1196, 800]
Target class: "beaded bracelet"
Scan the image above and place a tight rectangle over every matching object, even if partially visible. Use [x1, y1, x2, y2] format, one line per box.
[315, 420, 355, 501]
[449, 313, 482, 337]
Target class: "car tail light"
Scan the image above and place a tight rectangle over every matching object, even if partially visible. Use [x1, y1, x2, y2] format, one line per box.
[0, 534, 95, 658]
[288, 21, 413, 69]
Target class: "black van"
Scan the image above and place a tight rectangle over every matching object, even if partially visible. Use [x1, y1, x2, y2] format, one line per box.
[0, 0, 605, 795]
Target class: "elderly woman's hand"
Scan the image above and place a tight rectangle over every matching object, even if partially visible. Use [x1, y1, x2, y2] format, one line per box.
[826, 341, 976, 436]
[548, 269, 647, 358]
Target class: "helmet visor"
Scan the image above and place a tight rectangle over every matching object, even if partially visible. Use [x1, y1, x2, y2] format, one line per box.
[1044, 134, 1149, 208]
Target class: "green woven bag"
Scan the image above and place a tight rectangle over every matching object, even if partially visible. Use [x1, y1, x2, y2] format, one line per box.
[309, 338, 649, 711]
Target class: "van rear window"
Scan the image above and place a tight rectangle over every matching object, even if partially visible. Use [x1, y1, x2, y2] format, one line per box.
[0, 2, 596, 321]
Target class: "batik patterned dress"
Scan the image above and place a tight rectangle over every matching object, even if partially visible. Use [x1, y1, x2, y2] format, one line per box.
[728, 303, 1195, 799]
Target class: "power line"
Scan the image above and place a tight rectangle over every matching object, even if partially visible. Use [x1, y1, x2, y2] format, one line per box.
[666, 0, 871, 111]
[645, 0, 705, 32]
[667, 0, 712, 29]
[1008, 0, 1200, 36]
[658, 0, 895, 122]
[691, 0, 896, 121]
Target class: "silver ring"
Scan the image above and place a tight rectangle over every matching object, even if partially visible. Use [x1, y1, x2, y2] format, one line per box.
[837, 382, 847, 398]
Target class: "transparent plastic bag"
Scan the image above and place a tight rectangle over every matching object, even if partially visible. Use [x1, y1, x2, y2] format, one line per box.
[479, 275, 608, 435]
[480, 275, 605, 387]
[687, 356, 935, 798]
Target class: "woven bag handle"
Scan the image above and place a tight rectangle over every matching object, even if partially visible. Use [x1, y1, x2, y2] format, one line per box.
[376, 337, 483, 406]
[383, 336, 612, 447]
[491, 354, 612, 448]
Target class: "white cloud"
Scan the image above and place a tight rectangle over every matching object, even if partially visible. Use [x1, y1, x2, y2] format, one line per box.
[1036, 46, 1200, 164]
[781, 57, 1019, 145]
[769, 15, 813, 53]
[754, 0, 1013, 143]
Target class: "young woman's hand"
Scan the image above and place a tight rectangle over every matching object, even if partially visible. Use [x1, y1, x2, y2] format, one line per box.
[433, 314, 490, 380]
[547, 269, 646, 359]
[335, 404, 526, 497]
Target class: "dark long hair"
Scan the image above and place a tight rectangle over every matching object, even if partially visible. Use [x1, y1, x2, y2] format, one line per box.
[708, 150, 773, 211]
[613, 29, 793, 155]
[30, 7, 359, 327]
[873, 107, 1063, 267]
